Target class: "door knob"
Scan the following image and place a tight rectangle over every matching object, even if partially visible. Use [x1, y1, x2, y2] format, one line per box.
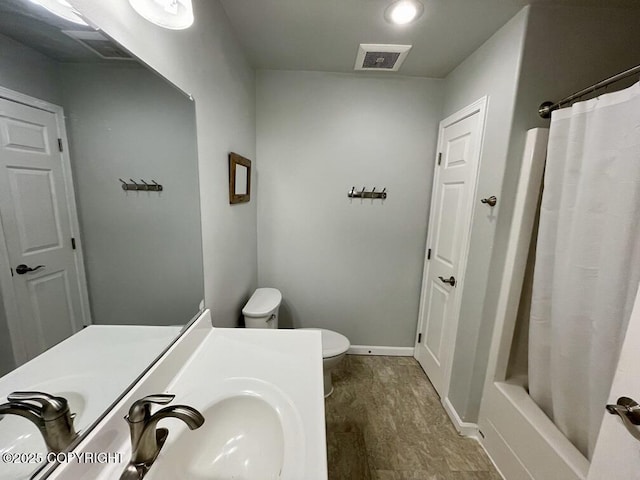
[438, 276, 456, 287]
[481, 196, 497, 207]
[606, 396, 640, 442]
[15, 264, 44, 275]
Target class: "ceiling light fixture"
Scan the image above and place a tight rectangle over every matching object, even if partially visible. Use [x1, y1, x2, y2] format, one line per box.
[385, 0, 424, 25]
[128, 0, 194, 30]
[28, 0, 88, 26]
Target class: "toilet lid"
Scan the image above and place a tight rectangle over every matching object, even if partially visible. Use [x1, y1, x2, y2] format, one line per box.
[300, 328, 350, 358]
[242, 288, 282, 317]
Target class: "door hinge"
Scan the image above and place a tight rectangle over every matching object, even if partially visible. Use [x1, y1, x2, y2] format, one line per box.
[58, 138, 63, 152]
[418, 333, 422, 343]
[71, 237, 76, 250]
[437, 152, 442, 165]
[427, 248, 431, 260]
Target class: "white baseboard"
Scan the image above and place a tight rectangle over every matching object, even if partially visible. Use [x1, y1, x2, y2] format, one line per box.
[348, 345, 415, 356]
[443, 396, 480, 439]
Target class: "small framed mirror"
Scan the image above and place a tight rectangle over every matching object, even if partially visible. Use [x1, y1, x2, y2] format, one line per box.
[229, 152, 251, 204]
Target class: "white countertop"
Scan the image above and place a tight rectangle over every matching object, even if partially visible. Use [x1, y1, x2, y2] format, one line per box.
[0, 325, 181, 480]
[44, 310, 328, 480]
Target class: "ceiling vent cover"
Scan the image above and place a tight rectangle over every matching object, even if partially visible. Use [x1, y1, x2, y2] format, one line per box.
[355, 44, 412, 72]
[62, 31, 134, 60]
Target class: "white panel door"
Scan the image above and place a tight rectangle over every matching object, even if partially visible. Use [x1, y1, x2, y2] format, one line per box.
[588, 283, 640, 480]
[415, 98, 486, 396]
[0, 97, 87, 362]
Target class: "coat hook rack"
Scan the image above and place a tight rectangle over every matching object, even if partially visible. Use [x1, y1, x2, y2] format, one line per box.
[119, 178, 163, 192]
[348, 186, 387, 200]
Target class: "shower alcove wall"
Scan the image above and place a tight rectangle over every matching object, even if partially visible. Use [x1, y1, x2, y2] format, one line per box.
[478, 129, 590, 480]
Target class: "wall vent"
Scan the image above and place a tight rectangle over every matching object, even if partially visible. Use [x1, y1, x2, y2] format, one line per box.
[62, 30, 134, 60]
[354, 44, 412, 72]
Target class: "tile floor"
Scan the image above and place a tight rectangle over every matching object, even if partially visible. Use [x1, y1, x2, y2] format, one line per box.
[324, 355, 502, 480]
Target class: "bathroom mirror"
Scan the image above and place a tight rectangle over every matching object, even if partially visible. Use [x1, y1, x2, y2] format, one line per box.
[235, 164, 249, 195]
[229, 152, 251, 204]
[0, 0, 204, 477]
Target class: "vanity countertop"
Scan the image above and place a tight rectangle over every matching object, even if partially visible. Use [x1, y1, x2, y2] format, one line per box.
[0, 325, 182, 407]
[0, 325, 181, 480]
[44, 310, 328, 480]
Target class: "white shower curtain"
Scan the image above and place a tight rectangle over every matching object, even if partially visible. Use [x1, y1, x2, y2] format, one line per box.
[529, 81, 640, 459]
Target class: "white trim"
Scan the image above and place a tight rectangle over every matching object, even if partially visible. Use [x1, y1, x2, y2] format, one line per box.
[443, 396, 480, 439]
[54, 99, 93, 329]
[348, 345, 414, 356]
[0, 86, 92, 367]
[414, 96, 488, 398]
[477, 426, 508, 480]
[0, 86, 60, 113]
[0, 212, 24, 364]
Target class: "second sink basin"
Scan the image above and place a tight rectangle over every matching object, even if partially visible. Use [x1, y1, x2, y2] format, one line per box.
[149, 377, 305, 480]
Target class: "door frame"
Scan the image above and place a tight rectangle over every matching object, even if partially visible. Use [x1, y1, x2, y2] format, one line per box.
[414, 96, 488, 400]
[0, 86, 92, 366]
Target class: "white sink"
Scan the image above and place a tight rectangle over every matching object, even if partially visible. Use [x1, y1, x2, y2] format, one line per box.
[0, 325, 181, 480]
[42, 312, 328, 480]
[0, 375, 91, 480]
[151, 378, 304, 480]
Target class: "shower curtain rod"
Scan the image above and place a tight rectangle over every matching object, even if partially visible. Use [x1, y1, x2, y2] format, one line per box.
[538, 63, 640, 118]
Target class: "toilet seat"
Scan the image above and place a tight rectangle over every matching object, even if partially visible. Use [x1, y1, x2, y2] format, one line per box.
[300, 328, 350, 358]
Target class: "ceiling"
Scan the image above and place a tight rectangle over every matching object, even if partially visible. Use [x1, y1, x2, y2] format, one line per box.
[219, 0, 640, 78]
[0, 0, 115, 63]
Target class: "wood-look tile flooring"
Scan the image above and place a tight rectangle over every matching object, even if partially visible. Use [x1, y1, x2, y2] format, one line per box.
[325, 355, 501, 480]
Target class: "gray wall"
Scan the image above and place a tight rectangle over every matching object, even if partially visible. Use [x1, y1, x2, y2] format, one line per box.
[447, 4, 640, 423]
[256, 70, 443, 346]
[442, 7, 529, 422]
[0, 33, 61, 105]
[59, 63, 203, 326]
[0, 33, 66, 375]
[70, 0, 257, 327]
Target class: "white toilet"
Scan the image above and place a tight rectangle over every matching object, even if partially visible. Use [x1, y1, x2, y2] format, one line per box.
[242, 288, 350, 397]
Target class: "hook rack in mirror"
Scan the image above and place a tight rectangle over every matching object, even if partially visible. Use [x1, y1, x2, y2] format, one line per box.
[119, 179, 163, 192]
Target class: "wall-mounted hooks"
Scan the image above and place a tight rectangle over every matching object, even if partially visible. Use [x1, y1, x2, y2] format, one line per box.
[119, 178, 163, 192]
[347, 186, 388, 200]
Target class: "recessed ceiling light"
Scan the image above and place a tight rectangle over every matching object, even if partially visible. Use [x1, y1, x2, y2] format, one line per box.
[129, 0, 194, 30]
[385, 0, 424, 25]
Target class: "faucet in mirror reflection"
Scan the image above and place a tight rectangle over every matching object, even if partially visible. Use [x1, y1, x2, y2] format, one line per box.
[0, 391, 78, 453]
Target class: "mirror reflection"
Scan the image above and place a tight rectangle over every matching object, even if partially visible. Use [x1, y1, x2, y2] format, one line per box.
[234, 165, 248, 195]
[0, 0, 204, 477]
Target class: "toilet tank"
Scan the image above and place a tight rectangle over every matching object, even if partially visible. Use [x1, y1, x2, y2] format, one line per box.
[242, 288, 282, 329]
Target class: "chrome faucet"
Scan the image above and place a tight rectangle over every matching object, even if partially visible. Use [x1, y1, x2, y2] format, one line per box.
[120, 394, 204, 480]
[0, 391, 78, 453]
